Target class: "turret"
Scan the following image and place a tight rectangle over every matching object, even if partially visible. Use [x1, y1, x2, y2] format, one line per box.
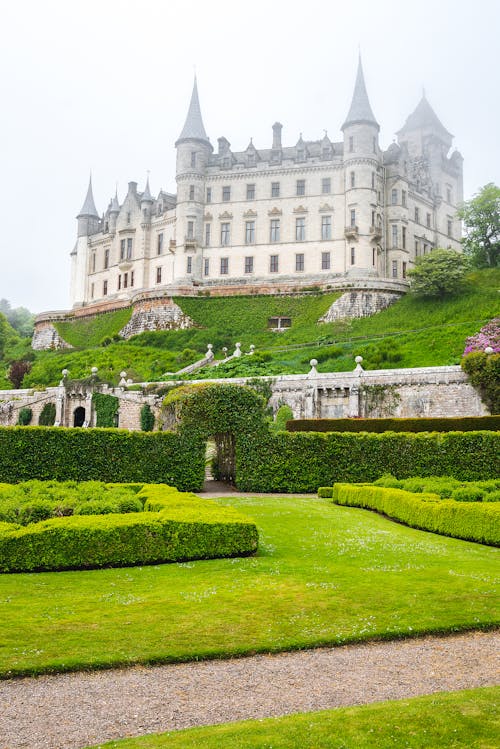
[140, 176, 153, 224]
[108, 189, 120, 233]
[342, 55, 380, 157]
[77, 176, 100, 237]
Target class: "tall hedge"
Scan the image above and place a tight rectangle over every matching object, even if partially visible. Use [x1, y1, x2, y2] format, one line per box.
[235, 431, 500, 492]
[0, 427, 205, 490]
[286, 415, 500, 433]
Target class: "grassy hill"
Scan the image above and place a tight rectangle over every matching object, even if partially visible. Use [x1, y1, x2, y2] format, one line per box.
[15, 268, 500, 388]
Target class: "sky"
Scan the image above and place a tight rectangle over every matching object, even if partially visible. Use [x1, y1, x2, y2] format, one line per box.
[0, 0, 499, 313]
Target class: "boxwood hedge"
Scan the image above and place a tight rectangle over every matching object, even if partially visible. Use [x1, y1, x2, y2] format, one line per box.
[328, 483, 500, 546]
[286, 415, 500, 433]
[0, 483, 258, 572]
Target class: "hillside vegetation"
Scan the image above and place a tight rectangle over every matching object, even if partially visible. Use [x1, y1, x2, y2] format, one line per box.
[11, 269, 500, 387]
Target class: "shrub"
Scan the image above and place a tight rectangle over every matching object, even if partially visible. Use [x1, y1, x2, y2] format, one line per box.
[92, 392, 119, 427]
[286, 416, 500, 432]
[461, 350, 500, 414]
[17, 407, 32, 426]
[451, 487, 486, 502]
[140, 404, 155, 432]
[331, 483, 500, 546]
[8, 360, 32, 389]
[38, 402, 56, 426]
[272, 404, 294, 433]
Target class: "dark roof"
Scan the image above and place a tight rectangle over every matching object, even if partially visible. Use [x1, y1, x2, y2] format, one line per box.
[342, 56, 379, 131]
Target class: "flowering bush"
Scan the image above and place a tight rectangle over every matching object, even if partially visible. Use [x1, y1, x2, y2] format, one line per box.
[463, 318, 500, 355]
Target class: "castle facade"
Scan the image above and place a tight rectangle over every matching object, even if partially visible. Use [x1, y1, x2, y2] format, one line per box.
[70, 58, 463, 309]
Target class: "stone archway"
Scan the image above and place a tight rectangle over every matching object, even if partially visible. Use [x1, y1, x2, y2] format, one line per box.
[73, 406, 86, 427]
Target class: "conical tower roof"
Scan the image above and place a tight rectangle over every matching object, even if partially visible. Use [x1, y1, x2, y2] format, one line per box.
[397, 93, 453, 140]
[176, 77, 210, 145]
[141, 176, 153, 202]
[110, 189, 120, 213]
[342, 56, 379, 131]
[77, 175, 99, 217]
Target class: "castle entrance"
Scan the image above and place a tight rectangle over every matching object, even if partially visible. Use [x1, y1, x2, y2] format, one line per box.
[73, 406, 86, 427]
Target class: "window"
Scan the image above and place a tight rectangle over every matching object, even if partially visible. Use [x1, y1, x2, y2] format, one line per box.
[245, 221, 255, 244]
[206, 187, 212, 203]
[91, 253, 96, 273]
[222, 185, 231, 202]
[350, 209, 356, 228]
[104, 248, 109, 269]
[295, 217, 305, 241]
[402, 261, 407, 279]
[123, 272, 128, 289]
[118, 275, 121, 290]
[447, 187, 452, 203]
[402, 226, 406, 249]
[392, 260, 398, 278]
[247, 152, 256, 166]
[220, 257, 229, 275]
[391, 189, 398, 205]
[402, 190, 407, 207]
[448, 219, 453, 237]
[415, 239, 419, 256]
[349, 136, 354, 152]
[130, 271, 134, 287]
[322, 178, 331, 194]
[191, 151, 196, 168]
[378, 191, 381, 203]
[372, 247, 376, 266]
[187, 221, 194, 239]
[189, 185, 195, 201]
[350, 171, 355, 188]
[296, 179, 305, 196]
[392, 225, 398, 248]
[271, 181, 280, 198]
[244, 256, 254, 274]
[423, 243, 428, 254]
[350, 247, 355, 265]
[91, 282, 94, 298]
[269, 254, 279, 273]
[321, 215, 332, 240]
[414, 207, 420, 223]
[127, 212, 131, 224]
[322, 147, 330, 160]
[103, 280, 108, 296]
[426, 213, 431, 228]
[205, 223, 211, 247]
[204, 258, 210, 276]
[371, 210, 376, 226]
[220, 222, 230, 246]
[127, 237, 133, 259]
[156, 266, 162, 284]
[157, 233, 163, 255]
[295, 253, 304, 271]
[321, 251, 331, 270]
[373, 136, 377, 154]
[371, 172, 375, 190]
[186, 256, 192, 274]
[270, 219, 280, 242]
[246, 183, 255, 200]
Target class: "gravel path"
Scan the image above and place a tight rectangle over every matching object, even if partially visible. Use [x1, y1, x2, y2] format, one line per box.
[0, 630, 498, 749]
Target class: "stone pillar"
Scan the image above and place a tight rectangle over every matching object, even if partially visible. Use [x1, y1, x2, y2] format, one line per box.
[349, 383, 360, 417]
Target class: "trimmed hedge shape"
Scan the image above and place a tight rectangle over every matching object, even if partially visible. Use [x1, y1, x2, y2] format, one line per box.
[286, 415, 500, 433]
[329, 483, 500, 546]
[235, 431, 500, 492]
[0, 426, 205, 491]
[0, 483, 258, 572]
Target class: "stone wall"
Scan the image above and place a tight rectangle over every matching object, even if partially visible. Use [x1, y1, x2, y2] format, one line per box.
[319, 290, 402, 321]
[31, 322, 72, 351]
[119, 297, 194, 339]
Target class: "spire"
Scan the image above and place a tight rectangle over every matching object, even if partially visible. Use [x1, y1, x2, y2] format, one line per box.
[397, 94, 453, 141]
[110, 188, 120, 214]
[176, 77, 210, 145]
[342, 55, 379, 131]
[78, 175, 99, 217]
[141, 175, 153, 203]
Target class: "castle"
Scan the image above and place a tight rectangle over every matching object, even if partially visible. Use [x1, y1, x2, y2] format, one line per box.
[69, 57, 462, 312]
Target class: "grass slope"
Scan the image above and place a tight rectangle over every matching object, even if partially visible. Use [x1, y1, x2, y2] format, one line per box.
[55, 307, 133, 348]
[88, 687, 500, 749]
[0, 495, 497, 677]
[19, 269, 499, 387]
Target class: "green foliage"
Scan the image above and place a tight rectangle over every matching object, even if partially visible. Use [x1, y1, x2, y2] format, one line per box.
[0, 483, 258, 572]
[457, 182, 500, 268]
[235, 431, 500, 492]
[7, 359, 31, 388]
[140, 404, 155, 432]
[0, 427, 205, 490]
[408, 249, 469, 299]
[92, 392, 119, 427]
[287, 415, 500, 432]
[17, 407, 32, 426]
[373, 474, 500, 500]
[38, 402, 56, 426]
[331, 483, 500, 546]
[272, 404, 294, 433]
[86, 688, 500, 749]
[461, 351, 500, 413]
[55, 307, 133, 348]
[0, 299, 35, 337]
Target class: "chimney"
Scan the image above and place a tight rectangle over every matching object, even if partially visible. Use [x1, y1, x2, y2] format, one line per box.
[272, 122, 283, 149]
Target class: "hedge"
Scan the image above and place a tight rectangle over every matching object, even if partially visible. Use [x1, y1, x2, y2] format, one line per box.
[286, 415, 500, 433]
[0, 484, 258, 572]
[0, 427, 205, 491]
[235, 431, 500, 492]
[328, 483, 500, 546]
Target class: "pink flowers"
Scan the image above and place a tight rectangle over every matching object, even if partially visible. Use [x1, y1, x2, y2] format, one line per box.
[463, 318, 500, 355]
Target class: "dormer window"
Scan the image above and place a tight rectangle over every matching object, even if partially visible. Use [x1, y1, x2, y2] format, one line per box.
[223, 157, 231, 169]
[247, 152, 255, 166]
[297, 148, 305, 161]
[322, 148, 331, 160]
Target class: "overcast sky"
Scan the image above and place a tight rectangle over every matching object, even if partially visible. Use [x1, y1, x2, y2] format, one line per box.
[1, 0, 498, 313]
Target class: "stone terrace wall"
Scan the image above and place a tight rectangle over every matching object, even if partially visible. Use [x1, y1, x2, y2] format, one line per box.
[119, 297, 194, 339]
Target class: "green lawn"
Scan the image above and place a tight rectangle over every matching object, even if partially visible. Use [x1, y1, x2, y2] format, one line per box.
[0, 496, 497, 678]
[88, 687, 500, 748]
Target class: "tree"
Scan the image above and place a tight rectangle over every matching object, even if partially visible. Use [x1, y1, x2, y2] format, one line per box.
[8, 360, 32, 389]
[407, 249, 469, 299]
[457, 183, 500, 268]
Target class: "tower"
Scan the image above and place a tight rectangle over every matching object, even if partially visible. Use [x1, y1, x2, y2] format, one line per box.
[70, 176, 100, 306]
[175, 78, 213, 282]
[341, 56, 382, 275]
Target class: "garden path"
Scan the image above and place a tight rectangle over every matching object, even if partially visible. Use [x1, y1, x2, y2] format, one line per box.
[0, 630, 498, 749]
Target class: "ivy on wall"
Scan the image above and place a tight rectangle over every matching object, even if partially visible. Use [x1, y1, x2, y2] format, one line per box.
[92, 392, 119, 428]
[461, 351, 500, 414]
[38, 402, 56, 426]
[140, 404, 155, 432]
